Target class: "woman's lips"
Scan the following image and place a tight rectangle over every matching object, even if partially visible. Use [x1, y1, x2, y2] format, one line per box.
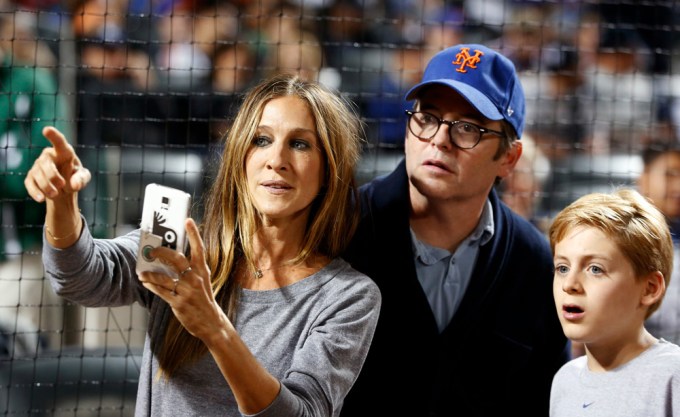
[261, 180, 292, 193]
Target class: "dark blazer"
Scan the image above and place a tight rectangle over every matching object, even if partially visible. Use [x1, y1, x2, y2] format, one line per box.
[341, 160, 569, 417]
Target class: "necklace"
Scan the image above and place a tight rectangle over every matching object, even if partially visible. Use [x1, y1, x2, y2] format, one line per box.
[253, 261, 296, 278]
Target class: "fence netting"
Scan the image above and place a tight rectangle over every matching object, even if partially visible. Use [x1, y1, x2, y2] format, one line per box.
[1, 0, 679, 415]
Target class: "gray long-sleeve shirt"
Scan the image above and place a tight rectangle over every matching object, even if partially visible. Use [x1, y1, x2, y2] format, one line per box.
[43, 223, 381, 417]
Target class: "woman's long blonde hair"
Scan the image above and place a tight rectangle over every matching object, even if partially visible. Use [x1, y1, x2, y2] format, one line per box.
[155, 73, 365, 376]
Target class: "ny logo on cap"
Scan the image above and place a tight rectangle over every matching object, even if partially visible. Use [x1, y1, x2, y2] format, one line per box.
[452, 47, 483, 73]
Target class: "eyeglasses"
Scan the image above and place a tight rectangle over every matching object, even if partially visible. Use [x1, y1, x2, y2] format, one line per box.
[404, 110, 506, 149]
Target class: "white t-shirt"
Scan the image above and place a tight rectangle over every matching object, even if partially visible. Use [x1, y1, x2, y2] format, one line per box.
[550, 339, 680, 417]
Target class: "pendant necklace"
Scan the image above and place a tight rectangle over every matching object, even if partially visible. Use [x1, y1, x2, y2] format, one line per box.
[253, 261, 295, 278]
[251, 252, 313, 279]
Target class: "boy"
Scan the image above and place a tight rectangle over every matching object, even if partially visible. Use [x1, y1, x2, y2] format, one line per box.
[549, 188, 680, 416]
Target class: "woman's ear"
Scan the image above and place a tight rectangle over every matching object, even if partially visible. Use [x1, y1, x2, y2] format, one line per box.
[641, 271, 666, 307]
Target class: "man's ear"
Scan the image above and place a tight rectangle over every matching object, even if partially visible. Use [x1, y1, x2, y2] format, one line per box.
[499, 140, 523, 179]
[641, 270, 666, 307]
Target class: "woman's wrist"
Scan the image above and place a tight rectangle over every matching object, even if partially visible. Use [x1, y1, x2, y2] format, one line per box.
[45, 225, 78, 241]
[45, 194, 82, 248]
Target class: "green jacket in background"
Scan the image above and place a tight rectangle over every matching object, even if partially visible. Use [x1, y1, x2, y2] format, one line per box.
[0, 56, 71, 258]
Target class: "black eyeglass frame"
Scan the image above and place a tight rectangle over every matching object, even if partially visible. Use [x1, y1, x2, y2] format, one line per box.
[404, 110, 506, 149]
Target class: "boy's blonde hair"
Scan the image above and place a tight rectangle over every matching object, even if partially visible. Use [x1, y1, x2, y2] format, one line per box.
[549, 188, 673, 318]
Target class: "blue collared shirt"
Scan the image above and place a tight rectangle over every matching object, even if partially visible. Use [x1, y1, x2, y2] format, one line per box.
[411, 199, 495, 333]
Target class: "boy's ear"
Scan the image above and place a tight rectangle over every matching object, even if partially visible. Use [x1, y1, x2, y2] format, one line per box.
[641, 271, 666, 307]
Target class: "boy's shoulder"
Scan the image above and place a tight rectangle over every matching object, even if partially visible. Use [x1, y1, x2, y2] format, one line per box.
[553, 354, 587, 379]
[557, 340, 680, 377]
[629, 339, 680, 376]
[651, 339, 680, 362]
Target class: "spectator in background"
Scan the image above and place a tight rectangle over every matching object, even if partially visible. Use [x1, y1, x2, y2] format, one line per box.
[153, 1, 241, 149]
[637, 143, 680, 345]
[0, 8, 68, 361]
[501, 3, 590, 159]
[318, 0, 380, 77]
[362, 44, 425, 147]
[315, 0, 383, 98]
[418, 4, 464, 64]
[248, 1, 325, 83]
[76, 30, 159, 142]
[498, 133, 552, 233]
[497, 4, 551, 72]
[191, 1, 239, 63]
[72, 0, 161, 147]
[520, 45, 588, 159]
[362, 5, 463, 148]
[263, 28, 324, 82]
[71, 0, 125, 41]
[212, 42, 258, 95]
[0, 9, 70, 259]
[152, 2, 212, 91]
[581, 26, 655, 155]
[200, 41, 259, 143]
[596, 1, 676, 74]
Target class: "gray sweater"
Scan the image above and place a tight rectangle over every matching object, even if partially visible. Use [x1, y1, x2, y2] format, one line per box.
[550, 339, 680, 417]
[43, 224, 381, 417]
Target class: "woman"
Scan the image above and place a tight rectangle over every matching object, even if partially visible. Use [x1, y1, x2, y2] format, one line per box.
[24, 73, 381, 416]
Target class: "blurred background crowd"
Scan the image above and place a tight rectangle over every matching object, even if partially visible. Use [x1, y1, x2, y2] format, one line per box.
[1, 0, 679, 414]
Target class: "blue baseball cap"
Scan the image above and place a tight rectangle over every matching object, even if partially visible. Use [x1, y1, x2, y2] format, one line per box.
[404, 44, 525, 138]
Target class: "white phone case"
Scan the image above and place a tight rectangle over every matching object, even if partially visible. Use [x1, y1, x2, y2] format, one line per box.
[135, 183, 191, 277]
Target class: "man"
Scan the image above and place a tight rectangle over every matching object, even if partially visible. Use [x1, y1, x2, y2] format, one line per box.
[341, 44, 569, 416]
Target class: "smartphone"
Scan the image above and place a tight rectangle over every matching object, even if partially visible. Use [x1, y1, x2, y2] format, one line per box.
[136, 183, 192, 277]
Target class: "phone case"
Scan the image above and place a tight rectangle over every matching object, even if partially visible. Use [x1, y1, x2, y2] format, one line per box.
[135, 183, 192, 277]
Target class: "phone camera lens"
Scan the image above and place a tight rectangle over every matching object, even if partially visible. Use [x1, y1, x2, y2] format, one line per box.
[142, 245, 155, 261]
